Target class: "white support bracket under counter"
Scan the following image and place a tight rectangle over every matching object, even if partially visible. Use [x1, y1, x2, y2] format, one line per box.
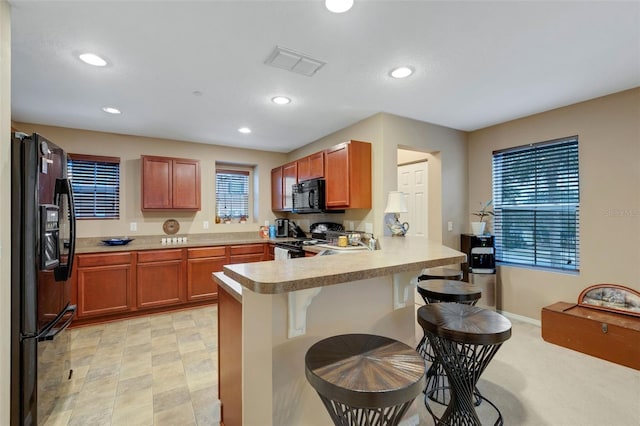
[288, 287, 322, 338]
[393, 273, 419, 310]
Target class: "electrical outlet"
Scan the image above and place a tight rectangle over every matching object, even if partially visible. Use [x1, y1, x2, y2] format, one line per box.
[346, 221, 354, 231]
[203, 221, 209, 230]
[448, 221, 453, 232]
[365, 223, 373, 234]
[130, 222, 137, 232]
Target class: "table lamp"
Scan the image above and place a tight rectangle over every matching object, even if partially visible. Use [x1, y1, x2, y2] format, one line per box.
[384, 191, 409, 236]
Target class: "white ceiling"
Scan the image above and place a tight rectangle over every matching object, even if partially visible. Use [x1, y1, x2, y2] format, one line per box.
[9, 1, 640, 153]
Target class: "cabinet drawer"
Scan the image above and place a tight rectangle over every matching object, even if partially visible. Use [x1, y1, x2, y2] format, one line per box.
[229, 244, 264, 256]
[138, 249, 184, 263]
[77, 252, 133, 267]
[229, 254, 265, 264]
[188, 246, 227, 259]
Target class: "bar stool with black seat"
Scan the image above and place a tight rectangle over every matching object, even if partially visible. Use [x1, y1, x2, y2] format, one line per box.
[305, 334, 426, 426]
[418, 303, 512, 426]
[415, 279, 482, 406]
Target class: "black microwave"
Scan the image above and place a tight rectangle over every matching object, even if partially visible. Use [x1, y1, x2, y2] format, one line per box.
[292, 179, 326, 214]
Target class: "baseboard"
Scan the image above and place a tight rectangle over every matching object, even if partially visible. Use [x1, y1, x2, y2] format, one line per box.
[498, 310, 541, 327]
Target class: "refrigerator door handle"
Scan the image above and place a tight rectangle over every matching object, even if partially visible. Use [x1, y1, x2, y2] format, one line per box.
[53, 178, 76, 281]
[38, 304, 76, 342]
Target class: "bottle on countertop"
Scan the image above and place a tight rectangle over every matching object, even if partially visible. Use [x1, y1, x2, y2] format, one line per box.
[368, 236, 377, 250]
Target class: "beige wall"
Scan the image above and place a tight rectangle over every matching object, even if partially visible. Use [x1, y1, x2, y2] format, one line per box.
[468, 88, 640, 320]
[289, 112, 468, 248]
[1, 1, 10, 423]
[13, 122, 288, 238]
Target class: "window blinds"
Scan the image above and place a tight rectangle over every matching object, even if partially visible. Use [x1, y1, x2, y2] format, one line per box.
[492, 137, 580, 271]
[67, 154, 120, 219]
[216, 169, 249, 219]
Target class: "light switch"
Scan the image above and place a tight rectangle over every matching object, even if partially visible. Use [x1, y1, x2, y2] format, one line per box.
[130, 222, 137, 232]
[447, 221, 453, 232]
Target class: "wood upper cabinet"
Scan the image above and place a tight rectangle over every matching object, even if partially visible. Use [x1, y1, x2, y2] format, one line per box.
[271, 162, 297, 211]
[282, 161, 297, 210]
[271, 166, 284, 211]
[187, 247, 227, 302]
[75, 252, 135, 318]
[325, 140, 372, 209]
[297, 151, 324, 181]
[141, 155, 201, 211]
[136, 249, 186, 309]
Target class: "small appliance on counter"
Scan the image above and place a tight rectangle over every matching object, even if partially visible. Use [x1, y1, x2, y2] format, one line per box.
[275, 218, 289, 238]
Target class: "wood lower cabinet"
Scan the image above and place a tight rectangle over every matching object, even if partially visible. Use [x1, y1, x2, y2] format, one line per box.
[136, 249, 186, 309]
[325, 140, 371, 209]
[266, 243, 275, 261]
[228, 244, 266, 264]
[75, 252, 134, 318]
[71, 242, 267, 325]
[187, 247, 227, 301]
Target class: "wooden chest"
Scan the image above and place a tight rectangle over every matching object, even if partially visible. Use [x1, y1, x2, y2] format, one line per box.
[542, 301, 640, 370]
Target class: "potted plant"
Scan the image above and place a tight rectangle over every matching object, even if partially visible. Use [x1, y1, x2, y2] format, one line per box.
[471, 200, 494, 235]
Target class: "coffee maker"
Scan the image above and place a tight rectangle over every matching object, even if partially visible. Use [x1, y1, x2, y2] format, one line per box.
[275, 219, 289, 238]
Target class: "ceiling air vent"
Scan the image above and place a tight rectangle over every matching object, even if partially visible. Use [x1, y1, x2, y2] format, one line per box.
[264, 46, 326, 77]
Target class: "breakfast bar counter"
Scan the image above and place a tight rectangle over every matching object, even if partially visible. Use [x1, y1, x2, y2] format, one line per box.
[214, 236, 465, 426]
[223, 236, 466, 293]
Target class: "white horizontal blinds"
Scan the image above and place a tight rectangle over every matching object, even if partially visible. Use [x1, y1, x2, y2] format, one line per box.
[216, 169, 249, 219]
[492, 137, 580, 271]
[67, 154, 120, 219]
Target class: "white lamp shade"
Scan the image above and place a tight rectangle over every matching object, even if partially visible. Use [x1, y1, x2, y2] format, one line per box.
[384, 191, 408, 213]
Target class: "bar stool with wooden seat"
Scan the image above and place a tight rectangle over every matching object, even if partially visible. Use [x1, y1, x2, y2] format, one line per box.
[305, 334, 426, 426]
[415, 279, 482, 406]
[417, 266, 463, 282]
[418, 303, 512, 426]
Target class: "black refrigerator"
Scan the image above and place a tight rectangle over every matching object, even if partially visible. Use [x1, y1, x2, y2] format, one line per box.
[11, 132, 77, 426]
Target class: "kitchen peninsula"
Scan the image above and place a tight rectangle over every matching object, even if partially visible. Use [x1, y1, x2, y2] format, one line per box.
[214, 236, 466, 426]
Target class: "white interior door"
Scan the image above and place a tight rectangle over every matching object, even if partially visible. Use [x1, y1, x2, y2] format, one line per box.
[398, 162, 428, 238]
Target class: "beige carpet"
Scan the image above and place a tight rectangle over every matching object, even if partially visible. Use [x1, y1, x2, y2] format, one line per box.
[414, 317, 640, 426]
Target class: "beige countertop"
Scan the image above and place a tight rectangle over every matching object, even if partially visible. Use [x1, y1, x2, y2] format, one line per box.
[213, 272, 243, 303]
[74, 232, 292, 254]
[222, 236, 466, 294]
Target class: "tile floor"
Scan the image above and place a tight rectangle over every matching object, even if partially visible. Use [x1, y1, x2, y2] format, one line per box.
[45, 306, 220, 426]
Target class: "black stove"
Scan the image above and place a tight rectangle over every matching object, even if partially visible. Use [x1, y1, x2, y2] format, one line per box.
[275, 239, 326, 258]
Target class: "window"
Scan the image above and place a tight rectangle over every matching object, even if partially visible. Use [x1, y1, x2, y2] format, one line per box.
[492, 136, 579, 271]
[216, 168, 250, 221]
[67, 154, 120, 219]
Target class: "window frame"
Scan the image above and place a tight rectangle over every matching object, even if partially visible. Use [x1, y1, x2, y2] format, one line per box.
[215, 166, 253, 222]
[67, 153, 121, 220]
[492, 136, 580, 272]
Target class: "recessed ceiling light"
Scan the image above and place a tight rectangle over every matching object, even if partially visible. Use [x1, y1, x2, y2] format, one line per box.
[325, 0, 354, 13]
[272, 96, 291, 105]
[390, 66, 414, 79]
[79, 53, 107, 67]
[102, 107, 121, 114]
[192, 90, 203, 96]
[238, 127, 252, 134]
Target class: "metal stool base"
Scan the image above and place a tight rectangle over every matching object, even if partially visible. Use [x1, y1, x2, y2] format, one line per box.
[317, 393, 413, 426]
[424, 389, 504, 426]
